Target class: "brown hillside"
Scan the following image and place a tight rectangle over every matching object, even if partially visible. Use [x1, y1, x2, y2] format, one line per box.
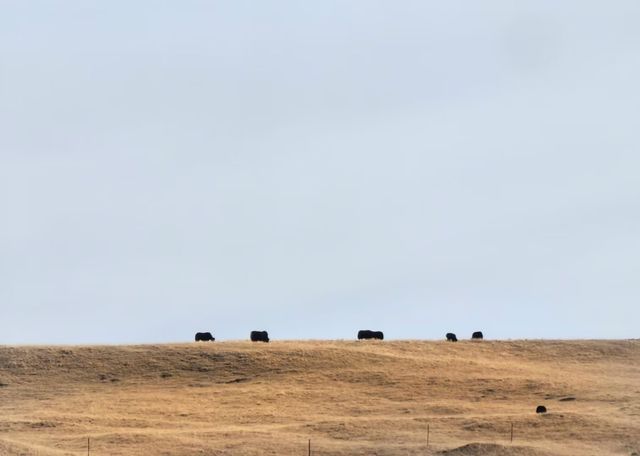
[0, 340, 638, 455]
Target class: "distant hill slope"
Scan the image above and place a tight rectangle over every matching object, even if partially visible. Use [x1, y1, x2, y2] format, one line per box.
[0, 340, 638, 455]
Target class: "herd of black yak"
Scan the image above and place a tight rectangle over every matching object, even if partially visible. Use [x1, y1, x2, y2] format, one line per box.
[194, 330, 484, 342]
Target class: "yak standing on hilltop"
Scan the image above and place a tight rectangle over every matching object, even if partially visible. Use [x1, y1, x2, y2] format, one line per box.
[195, 332, 215, 342]
[357, 330, 384, 340]
[250, 330, 270, 342]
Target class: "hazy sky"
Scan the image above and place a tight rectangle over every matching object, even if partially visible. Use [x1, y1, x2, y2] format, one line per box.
[1, 1, 639, 344]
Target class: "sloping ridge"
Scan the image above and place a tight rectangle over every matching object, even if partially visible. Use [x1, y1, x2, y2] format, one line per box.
[438, 443, 555, 456]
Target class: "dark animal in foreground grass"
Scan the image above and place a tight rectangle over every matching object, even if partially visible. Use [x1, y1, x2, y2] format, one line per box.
[195, 332, 215, 342]
[536, 405, 547, 414]
[250, 330, 270, 342]
[357, 330, 384, 340]
[472, 331, 484, 340]
[446, 333, 458, 342]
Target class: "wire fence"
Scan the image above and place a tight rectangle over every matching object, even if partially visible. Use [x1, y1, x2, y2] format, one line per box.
[77, 422, 521, 455]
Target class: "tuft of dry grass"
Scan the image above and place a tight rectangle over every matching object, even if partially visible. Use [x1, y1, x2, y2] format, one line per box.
[0, 340, 639, 455]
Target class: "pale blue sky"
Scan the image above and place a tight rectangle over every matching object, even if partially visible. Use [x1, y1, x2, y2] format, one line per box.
[1, 1, 639, 343]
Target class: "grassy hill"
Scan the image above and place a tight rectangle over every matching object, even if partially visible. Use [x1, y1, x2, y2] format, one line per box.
[0, 340, 638, 455]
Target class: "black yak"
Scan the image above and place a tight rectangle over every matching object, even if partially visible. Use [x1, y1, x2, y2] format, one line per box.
[195, 332, 215, 342]
[357, 330, 384, 340]
[250, 330, 270, 342]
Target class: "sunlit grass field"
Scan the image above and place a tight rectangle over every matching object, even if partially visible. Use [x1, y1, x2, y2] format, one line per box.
[1, 340, 638, 455]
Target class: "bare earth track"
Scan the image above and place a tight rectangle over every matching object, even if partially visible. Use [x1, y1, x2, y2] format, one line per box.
[0, 340, 638, 455]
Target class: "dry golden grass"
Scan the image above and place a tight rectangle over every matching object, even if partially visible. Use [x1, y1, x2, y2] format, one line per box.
[0, 340, 639, 455]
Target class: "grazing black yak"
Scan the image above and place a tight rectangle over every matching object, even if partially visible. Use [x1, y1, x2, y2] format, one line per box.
[471, 331, 484, 340]
[446, 333, 458, 342]
[536, 405, 547, 414]
[195, 332, 215, 342]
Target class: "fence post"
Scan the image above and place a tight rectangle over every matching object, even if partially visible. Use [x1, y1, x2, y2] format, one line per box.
[308, 438, 311, 456]
[510, 422, 513, 443]
[427, 424, 430, 449]
[87, 437, 90, 456]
